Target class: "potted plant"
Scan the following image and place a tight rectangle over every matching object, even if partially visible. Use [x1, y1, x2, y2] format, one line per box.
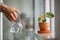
[38, 12, 54, 33]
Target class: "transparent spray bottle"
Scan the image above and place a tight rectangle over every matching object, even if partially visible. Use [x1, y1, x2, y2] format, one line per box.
[10, 13, 23, 33]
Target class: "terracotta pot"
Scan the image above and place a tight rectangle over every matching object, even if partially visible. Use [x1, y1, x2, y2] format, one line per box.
[38, 22, 50, 31]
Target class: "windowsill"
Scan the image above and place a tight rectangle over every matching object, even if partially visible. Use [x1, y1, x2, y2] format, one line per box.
[36, 32, 57, 40]
[36, 32, 52, 39]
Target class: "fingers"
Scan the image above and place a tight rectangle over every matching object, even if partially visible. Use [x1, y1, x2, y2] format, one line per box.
[2, 6, 16, 21]
[10, 13, 17, 21]
[5, 13, 17, 21]
[4, 7, 18, 21]
[13, 8, 21, 13]
[11, 8, 18, 19]
[12, 11, 17, 19]
[10, 8, 21, 21]
[4, 13, 12, 21]
[1, 4, 20, 21]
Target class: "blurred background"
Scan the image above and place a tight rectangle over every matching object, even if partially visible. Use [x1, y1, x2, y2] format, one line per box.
[3, 0, 44, 40]
[0, 0, 60, 40]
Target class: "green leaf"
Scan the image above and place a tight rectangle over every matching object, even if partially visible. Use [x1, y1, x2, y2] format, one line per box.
[42, 19, 46, 22]
[45, 12, 54, 18]
[38, 18, 41, 22]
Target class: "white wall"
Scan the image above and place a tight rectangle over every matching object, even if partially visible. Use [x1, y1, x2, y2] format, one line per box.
[55, 0, 60, 40]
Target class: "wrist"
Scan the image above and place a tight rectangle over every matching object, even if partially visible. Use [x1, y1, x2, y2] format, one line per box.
[0, 3, 8, 12]
[0, 3, 4, 12]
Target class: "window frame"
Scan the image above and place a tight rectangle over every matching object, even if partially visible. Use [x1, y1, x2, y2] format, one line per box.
[45, 0, 55, 39]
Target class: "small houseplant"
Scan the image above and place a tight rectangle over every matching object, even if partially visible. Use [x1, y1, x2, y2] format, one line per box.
[38, 12, 54, 33]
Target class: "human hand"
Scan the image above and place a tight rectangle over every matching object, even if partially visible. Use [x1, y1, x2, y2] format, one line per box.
[0, 4, 21, 21]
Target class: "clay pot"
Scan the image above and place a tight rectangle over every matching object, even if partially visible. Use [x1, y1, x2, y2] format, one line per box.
[38, 22, 50, 31]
